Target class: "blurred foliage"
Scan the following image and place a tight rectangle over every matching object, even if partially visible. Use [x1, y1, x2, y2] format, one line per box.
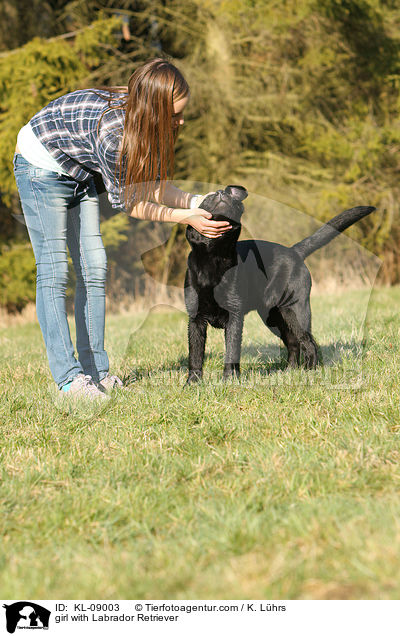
[0, 15, 121, 207]
[1, 0, 400, 312]
[100, 213, 130, 250]
[0, 1, 71, 51]
[0, 243, 36, 312]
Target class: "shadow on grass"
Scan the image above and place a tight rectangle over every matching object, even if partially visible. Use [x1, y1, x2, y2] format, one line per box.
[124, 338, 363, 385]
[241, 339, 363, 371]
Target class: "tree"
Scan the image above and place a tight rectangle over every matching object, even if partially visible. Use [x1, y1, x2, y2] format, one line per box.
[0, 16, 122, 206]
[1, 0, 400, 314]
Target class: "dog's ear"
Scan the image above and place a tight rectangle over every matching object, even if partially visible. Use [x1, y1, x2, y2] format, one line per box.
[225, 185, 248, 201]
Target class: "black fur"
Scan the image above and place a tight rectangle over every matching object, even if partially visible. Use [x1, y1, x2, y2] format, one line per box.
[184, 186, 375, 383]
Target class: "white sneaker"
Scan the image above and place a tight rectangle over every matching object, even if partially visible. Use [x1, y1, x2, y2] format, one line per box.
[61, 374, 109, 400]
[99, 374, 124, 393]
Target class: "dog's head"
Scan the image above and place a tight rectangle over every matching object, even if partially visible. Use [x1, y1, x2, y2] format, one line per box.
[186, 185, 248, 246]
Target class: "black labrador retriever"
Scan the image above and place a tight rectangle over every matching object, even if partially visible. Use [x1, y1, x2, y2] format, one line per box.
[184, 185, 375, 383]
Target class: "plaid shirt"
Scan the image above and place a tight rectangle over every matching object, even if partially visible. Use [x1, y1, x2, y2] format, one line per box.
[30, 89, 127, 209]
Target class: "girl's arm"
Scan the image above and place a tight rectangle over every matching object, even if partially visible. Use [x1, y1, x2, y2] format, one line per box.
[128, 183, 231, 239]
[128, 200, 231, 239]
[152, 182, 193, 209]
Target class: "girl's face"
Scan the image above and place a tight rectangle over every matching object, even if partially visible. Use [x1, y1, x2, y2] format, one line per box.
[172, 94, 189, 129]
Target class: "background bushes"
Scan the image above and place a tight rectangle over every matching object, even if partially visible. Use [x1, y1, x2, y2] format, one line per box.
[1, 0, 399, 312]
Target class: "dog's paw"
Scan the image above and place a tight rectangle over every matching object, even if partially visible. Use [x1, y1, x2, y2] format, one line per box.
[300, 343, 319, 370]
[185, 371, 203, 386]
[223, 364, 241, 381]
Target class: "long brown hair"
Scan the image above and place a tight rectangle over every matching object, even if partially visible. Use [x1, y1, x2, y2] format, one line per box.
[98, 58, 189, 207]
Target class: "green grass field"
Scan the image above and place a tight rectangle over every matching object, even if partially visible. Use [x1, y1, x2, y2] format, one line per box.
[1, 286, 399, 600]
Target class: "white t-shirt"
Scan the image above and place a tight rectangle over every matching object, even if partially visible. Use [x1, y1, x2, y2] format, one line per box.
[17, 124, 69, 175]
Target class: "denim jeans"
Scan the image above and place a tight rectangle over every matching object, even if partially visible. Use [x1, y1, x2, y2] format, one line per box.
[13, 154, 109, 388]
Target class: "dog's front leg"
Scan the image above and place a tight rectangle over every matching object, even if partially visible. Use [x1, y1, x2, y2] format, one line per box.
[187, 317, 207, 384]
[223, 314, 244, 380]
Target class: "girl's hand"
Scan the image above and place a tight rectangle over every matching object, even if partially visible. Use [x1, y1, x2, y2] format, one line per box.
[187, 209, 232, 238]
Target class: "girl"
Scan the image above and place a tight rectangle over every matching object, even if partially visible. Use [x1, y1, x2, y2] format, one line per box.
[13, 58, 231, 400]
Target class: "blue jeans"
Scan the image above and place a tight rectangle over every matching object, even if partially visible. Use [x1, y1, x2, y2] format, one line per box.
[13, 154, 109, 388]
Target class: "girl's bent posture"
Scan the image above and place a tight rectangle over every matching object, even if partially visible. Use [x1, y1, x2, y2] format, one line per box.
[14, 58, 231, 400]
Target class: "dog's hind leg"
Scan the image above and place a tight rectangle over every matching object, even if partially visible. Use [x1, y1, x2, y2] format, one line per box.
[187, 317, 207, 384]
[262, 306, 300, 367]
[281, 328, 301, 367]
[279, 306, 318, 369]
[223, 314, 244, 380]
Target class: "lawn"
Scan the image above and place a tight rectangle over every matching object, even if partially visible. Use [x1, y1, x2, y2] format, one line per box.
[0, 286, 399, 599]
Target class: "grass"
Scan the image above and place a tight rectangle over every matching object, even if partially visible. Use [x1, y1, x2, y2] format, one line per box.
[0, 286, 400, 599]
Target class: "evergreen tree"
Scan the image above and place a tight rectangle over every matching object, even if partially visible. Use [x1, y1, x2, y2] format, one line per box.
[1, 0, 400, 312]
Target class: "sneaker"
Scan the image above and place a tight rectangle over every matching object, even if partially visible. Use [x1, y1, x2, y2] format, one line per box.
[99, 374, 124, 393]
[61, 373, 109, 400]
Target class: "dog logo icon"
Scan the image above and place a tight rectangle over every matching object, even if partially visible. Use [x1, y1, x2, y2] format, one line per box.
[2, 602, 51, 633]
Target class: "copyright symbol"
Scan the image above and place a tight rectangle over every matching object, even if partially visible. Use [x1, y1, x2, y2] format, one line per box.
[135, 604, 143, 611]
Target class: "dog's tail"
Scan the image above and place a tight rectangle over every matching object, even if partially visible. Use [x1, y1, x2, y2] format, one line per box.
[292, 206, 376, 260]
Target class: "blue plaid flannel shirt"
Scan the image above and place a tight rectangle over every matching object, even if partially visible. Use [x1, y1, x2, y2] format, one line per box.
[30, 89, 127, 209]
